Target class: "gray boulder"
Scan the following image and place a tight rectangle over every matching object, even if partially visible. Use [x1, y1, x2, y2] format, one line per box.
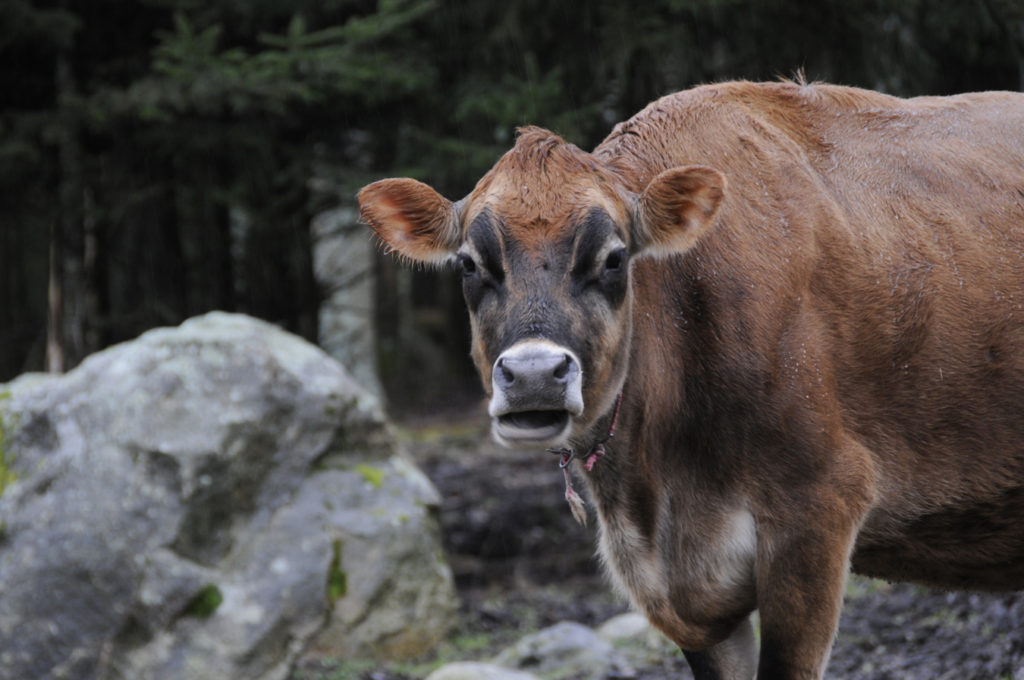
[0, 312, 456, 680]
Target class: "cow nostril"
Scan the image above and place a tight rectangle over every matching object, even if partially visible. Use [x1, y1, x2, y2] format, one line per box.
[553, 354, 572, 381]
[498, 358, 515, 384]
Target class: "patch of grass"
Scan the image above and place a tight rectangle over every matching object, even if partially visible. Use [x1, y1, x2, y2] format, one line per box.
[355, 464, 385, 489]
[289, 625, 520, 680]
[184, 583, 223, 618]
[0, 391, 18, 496]
[844, 576, 891, 600]
[327, 539, 347, 603]
[430, 630, 498, 663]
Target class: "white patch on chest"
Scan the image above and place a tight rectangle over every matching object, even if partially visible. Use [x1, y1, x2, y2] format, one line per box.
[597, 512, 666, 611]
[597, 503, 758, 621]
[713, 509, 758, 591]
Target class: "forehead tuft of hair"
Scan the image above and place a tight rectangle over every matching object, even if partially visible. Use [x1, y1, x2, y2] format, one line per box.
[505, 126, 600, 173]
[468, 126, 624, 232]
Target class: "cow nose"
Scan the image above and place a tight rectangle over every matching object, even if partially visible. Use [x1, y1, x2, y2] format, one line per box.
[488, 341, 585, 446]
[488, 341, 585, 421]
[494, 352, 575, 391]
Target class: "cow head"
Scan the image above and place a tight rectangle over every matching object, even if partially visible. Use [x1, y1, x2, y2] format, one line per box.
[359, 128, 724, 448]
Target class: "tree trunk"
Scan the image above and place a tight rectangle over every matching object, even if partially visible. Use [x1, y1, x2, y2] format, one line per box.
[46, 218, 63, 374]
[311, 203, 385, 403]
[52, 43, 98, 371]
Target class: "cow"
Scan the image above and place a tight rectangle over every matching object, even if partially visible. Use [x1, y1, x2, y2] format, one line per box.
[358, 80, 1024, 680]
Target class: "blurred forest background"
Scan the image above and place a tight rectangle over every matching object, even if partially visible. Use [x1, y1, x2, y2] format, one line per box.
[2, 0, 1023, 414]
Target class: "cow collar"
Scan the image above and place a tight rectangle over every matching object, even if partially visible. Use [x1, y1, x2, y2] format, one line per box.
[546, 391, 624, 526]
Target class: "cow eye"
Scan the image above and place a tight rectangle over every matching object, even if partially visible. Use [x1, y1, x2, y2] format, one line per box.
[458, 254, 477, 276]
[604, 248, 627, 272]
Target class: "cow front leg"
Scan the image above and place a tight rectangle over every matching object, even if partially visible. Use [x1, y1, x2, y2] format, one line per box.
[754, 519, 859, 680]
[682, 615, 758, 680]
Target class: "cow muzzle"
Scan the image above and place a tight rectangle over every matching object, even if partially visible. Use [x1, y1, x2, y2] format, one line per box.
[488, 340, 584, 447]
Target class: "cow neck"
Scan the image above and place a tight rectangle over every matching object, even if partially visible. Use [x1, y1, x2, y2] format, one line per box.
[546, 391, 623, 526]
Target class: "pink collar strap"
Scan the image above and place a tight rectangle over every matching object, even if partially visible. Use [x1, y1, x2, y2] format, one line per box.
[547, 391, 623, 526]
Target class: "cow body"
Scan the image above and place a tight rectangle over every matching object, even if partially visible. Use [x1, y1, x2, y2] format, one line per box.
[360, 81, 1024, 680]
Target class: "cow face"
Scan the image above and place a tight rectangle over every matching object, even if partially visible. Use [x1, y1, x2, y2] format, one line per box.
[359, 128, 724, 447]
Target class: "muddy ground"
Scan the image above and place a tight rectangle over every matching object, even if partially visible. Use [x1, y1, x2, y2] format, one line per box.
[299, 408, 1024, 679]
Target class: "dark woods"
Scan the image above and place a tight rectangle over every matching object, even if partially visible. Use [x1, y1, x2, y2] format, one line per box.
[2, 0, 1022, 410]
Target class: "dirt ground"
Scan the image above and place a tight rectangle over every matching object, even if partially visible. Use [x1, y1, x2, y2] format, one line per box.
[300, 409, 1024, 679]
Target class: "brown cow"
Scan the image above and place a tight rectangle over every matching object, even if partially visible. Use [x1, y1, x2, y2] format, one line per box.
[358, 80, 1024, 680]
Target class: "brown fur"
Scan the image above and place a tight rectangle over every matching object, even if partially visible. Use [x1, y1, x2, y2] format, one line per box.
[465, 126, 634, 244]
[359, 80, 1024, 680]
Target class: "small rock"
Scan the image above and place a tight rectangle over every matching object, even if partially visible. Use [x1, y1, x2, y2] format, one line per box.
[492, 621, 635, 680]
[425, 661, 541, 680]
[597, 612, 678, 653]
[596, 612, 680, 668]
[597, 612, 652, 642]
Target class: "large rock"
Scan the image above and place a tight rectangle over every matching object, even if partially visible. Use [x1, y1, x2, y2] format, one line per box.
[0, 312, 456, 680]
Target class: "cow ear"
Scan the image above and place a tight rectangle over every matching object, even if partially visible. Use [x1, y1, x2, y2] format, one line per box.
[358, 178, 462, 264]
[632, 166, 726, 257]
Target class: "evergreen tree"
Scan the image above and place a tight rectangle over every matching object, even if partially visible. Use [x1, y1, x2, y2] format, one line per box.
[1, 0, 1021, 399]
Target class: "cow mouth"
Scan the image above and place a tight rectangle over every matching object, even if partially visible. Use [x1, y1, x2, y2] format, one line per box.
[493, 409, 571, 444]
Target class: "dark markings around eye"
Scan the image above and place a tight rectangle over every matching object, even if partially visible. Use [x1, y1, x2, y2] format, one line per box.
[467, 212, 505, 282]
[572, 209, 616, 277]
